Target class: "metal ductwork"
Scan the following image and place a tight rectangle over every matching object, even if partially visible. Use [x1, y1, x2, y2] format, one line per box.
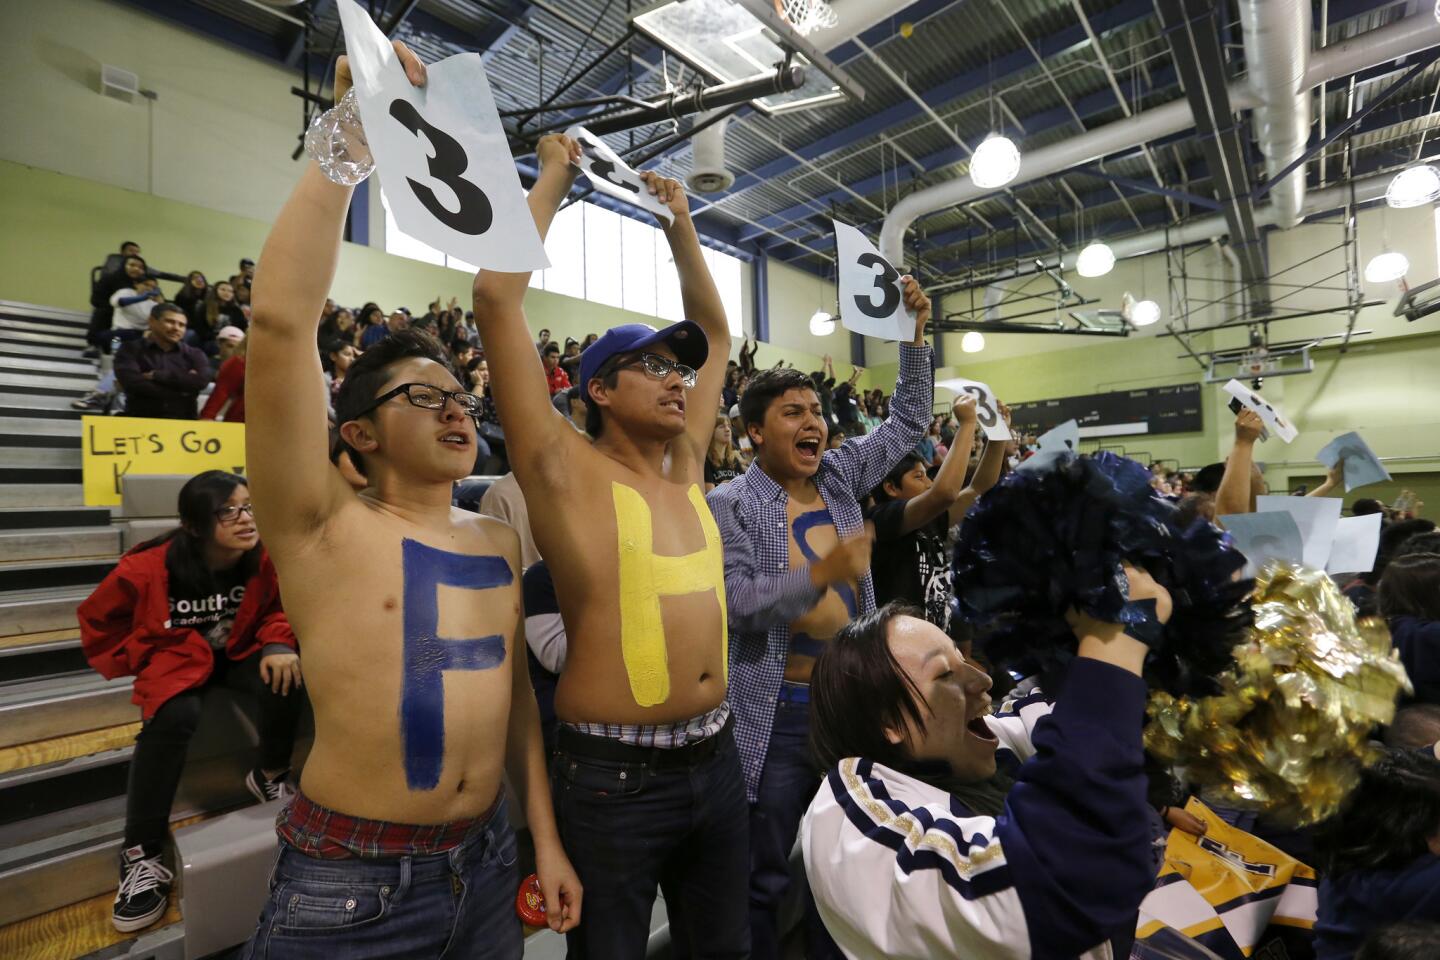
[1239, 0, 1312, 229]
[943, 172, 1389, 292]
[879, 12, 1440, 266]
[686, 111, 735, 193]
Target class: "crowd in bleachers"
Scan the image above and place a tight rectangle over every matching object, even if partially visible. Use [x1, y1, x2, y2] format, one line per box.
[67, 118, 1440, 960]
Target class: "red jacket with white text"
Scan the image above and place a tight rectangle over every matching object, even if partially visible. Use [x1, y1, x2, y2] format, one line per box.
[78, 539, 296, 719]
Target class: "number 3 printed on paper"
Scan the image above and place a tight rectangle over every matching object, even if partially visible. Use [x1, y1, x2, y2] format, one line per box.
[388, 98, 494, 236]
[962, 385, 1000, 429]
[854, 253, 902, 319]
[578, 136, 640, 195]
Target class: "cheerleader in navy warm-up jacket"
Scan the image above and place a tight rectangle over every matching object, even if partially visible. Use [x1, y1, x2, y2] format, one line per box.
[801, 576, 1161, 960]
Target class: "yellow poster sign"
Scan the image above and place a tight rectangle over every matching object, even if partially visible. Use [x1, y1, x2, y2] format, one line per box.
[81, 416, 246, 507]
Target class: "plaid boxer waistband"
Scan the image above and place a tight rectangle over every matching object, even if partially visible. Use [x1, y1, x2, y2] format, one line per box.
[276, 789, 503, 860]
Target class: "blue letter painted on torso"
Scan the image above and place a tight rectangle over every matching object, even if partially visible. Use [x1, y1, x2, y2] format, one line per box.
[401, 538, 511, 790]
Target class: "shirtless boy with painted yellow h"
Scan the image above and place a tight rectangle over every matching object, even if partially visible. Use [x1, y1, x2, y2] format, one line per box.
[472, 134, 743, 958]
[239, 43, 579, 960]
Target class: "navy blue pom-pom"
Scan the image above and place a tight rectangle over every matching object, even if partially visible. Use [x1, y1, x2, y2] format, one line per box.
[952, 451, 1252, 696]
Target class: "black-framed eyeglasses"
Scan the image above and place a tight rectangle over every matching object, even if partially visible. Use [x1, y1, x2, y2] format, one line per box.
[357, 382, 482, 421]
[214, 503, 254, 524]
[607, 353, 698, 389]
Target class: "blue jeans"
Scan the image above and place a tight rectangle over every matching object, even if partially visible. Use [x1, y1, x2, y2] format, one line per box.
[749, 686, 842, 960]
[241, 798, 522, 959]
[552, 723, 750, 959]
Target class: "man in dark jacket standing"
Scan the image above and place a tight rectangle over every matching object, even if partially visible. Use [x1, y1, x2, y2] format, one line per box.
[115, 302, 212, 420]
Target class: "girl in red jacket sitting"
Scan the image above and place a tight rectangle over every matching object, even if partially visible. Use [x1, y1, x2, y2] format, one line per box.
[79, 470, 304, 933]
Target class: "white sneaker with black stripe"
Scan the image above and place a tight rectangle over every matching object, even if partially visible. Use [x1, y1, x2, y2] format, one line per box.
[112, 846, 173, 933]
[245, 767, 294, 803]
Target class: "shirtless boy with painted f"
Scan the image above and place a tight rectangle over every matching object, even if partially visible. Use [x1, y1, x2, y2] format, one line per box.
[472, 136, 743, 958]
[240, 43, 579, 959]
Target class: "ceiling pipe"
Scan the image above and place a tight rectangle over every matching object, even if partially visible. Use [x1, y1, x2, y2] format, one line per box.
[879, 11, 1440, 267]
[932, 172, 1389, 293]
[1239, 0, 1312, 229]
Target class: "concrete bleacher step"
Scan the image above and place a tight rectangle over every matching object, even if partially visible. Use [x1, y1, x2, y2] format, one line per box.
[0, 332, 88, 358]
[0, 318, 89, 343]
[0, 588, 93, 636]
[0, 446, 82, 468]
[0, 357, 97, 380]
[0, 672, 137, 749]
[0, 301, 91, 329]
[0, 392, 85, 417]
[0, 500, 108, 525]
[0, 527, 122, 564]
[0, 464, 83, 486]
[0, 634, 88, 684]
[0, 416, 84, 445]
[0, 372, 91, 397]
[0, 557, 116, 594]
[0, 346, 91, 369]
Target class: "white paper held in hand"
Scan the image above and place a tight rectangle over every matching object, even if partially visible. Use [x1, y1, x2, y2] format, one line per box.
[334, 0, 547, 272]
[1255, 495, 1342, 571]
[563, 126, 674, 225]
[1222, 379, 1298, 443]
[1326, 513, 1383, 575]
[936, 378, 1011, 441]
[834, 220, 914, 341]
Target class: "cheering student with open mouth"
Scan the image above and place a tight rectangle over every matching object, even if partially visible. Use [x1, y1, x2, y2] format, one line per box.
[473, 134, 745, 958]
[238, 40, 579, 959]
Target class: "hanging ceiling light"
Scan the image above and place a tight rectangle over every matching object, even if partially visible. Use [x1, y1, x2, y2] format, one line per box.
[969, 134, 1021, 189]
[809, 309, 836, 336]
[1385, 164, 1440, 208]
[1364, 250, 1410, 283]
[1131, 299, 1161, 327]
[960, 331, 986, 353]
[1075, 242, 1116, 278]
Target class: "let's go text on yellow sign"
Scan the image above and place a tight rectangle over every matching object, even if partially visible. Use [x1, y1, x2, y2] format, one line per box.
[81, 416, 246, 507]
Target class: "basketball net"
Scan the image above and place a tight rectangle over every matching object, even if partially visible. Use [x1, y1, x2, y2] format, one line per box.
[773, 0, 839, 36]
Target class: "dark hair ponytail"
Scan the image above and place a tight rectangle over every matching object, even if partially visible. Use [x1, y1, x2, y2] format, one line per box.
[131, 470, 259, 598]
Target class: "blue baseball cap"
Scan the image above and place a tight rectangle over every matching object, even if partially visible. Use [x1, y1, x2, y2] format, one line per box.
[578, 321, 709, 397]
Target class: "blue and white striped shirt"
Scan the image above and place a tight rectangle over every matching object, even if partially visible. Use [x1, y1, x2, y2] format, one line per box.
[707, 342, 934, 801]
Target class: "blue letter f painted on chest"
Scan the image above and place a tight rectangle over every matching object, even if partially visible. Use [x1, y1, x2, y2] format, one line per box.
[401, 538, 511, 791]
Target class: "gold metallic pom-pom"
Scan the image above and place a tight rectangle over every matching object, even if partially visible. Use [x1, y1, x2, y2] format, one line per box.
[1144, 562, 1411, 827]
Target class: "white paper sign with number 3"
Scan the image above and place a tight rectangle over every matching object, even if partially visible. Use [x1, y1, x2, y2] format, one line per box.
[335, 0, 548, 271]
[1222, 379, 1298, 443]
[564, 126, 674, 226]
[834, 220, 915, 341]
[936, 378, 1012, 441]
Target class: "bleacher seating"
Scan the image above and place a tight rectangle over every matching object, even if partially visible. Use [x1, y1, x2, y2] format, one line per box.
[0, 298, 594, 959]
[0, 300, 305, 957]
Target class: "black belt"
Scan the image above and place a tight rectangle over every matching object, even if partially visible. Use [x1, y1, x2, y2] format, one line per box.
[556, 716, 732, 771]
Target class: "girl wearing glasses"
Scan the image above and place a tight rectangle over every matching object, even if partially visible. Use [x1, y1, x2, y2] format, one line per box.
[79, 470, 304, 934]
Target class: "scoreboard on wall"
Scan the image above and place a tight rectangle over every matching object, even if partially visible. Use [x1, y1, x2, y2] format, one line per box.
[1008, 383, 1204, 439]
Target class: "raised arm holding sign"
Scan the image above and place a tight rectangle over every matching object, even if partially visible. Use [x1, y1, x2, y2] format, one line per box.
[244, 40, 580, 950]
[833, 220, 915, 341]
[935, 377, 1012, 441]
[564, 125, 675, 225]
[334, 0, 546, 271]
[1222, 379, 1297, 443]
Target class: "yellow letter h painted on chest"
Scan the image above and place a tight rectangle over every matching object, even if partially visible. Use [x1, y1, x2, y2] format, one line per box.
[612, 482, 727, 707]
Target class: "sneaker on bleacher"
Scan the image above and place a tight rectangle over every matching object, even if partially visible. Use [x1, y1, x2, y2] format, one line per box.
[71, 391, 112, 412]
[112, 845, 173, 933]
[245, 766, 294, 804]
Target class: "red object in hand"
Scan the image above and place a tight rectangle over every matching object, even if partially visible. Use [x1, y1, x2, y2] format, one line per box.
[515, 873, 547, 927]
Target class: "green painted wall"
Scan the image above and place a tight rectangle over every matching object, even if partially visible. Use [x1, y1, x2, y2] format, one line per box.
[859, 324, 1440, 488]
[0, 159, 838, 372]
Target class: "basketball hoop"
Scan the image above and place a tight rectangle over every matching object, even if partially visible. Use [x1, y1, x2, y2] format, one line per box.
[774, 0, 839, 36]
